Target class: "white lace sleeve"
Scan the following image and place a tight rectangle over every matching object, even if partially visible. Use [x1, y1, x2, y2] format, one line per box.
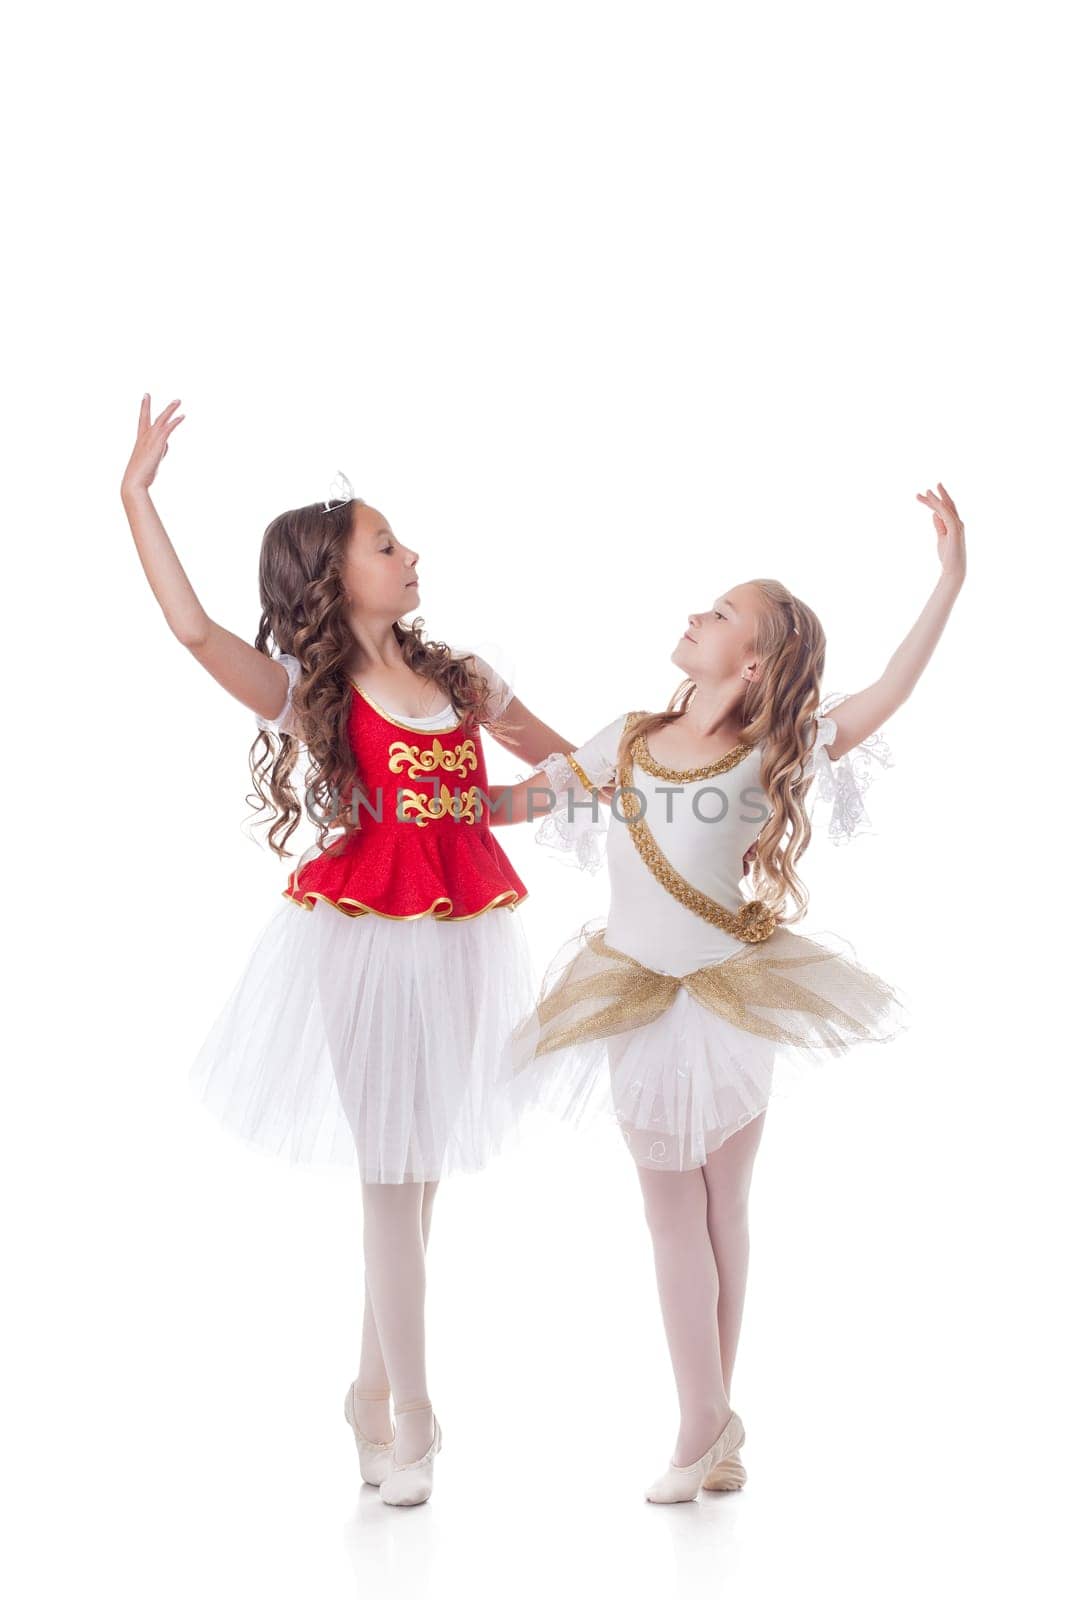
[452, 645, 515, 721]
[471, 652, 514, 721]
[802, 690, 894, 844]
[254, 651, 302, 738]
[531, 712, 629, 873]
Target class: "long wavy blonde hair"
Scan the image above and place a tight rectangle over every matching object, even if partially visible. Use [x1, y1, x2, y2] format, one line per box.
[617, 579, 829, 926]
[246, 495, 523, 859]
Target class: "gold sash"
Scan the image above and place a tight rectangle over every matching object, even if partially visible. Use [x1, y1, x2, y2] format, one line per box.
[616, 713, 777, 943]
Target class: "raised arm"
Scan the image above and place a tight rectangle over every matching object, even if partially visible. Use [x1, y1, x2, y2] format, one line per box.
[120, 394, 291, 724]
[826, 482, 966, 761]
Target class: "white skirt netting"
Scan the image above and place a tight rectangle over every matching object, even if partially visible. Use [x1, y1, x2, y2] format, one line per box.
[503, 916, 913, 1172]
[189, 897, 535, 1182]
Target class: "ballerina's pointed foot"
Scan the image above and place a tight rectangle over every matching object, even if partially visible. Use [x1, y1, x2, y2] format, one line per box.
[645, 1411, 746, 1504]
[379, 1400, 443, 1507]
[343, 1382, 396, 1488]
[702, 1449, 746, 1492]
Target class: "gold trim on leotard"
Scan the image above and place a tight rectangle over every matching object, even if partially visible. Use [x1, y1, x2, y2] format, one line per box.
[565, 751, 595, 792]
[349, 679, 463, 733]
[618, 713, 777, 943]
[631, 728, 754, 784]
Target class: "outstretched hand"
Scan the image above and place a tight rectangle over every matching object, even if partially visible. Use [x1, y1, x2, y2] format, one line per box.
[121, 394, 185, 498]
[916, 481, 966, 585]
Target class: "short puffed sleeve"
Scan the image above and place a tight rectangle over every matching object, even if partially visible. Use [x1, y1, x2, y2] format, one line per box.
[532, 711, 630, 872]
[453, 646, 515, 722]
[801, 691, 894, 844]
[254, 651, 303, 738]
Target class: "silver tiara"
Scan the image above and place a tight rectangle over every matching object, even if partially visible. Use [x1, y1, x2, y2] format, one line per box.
[322, 469, 355, 514]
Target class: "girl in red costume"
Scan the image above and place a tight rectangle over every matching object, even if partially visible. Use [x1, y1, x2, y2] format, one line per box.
[120, 397, 580, 1507]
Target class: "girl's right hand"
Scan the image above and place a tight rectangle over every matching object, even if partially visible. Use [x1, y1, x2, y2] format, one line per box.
[916, 481, 966, 586]
[121, 394, 184, 497]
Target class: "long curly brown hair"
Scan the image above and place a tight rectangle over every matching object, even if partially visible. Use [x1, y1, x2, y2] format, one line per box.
[246, 496, 523, 860]
[616, 578, 830, 926]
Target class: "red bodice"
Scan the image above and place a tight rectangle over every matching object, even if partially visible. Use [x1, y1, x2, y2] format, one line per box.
[283, 683, 528, 921]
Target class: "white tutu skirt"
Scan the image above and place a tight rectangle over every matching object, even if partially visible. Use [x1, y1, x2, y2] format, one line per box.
[189, 898, 535, 1182]
[504, 916, 911, 1171]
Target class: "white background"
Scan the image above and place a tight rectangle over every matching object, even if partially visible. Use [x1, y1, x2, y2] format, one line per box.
[5, 2, 1064, 1596]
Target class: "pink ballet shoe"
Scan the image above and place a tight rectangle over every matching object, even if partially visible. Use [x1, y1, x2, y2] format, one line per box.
[379, 1399, 443, 1507]
[343, 1382, 396, 1488]
[645, 1411, 746, 1504]
[702, 1449, 747, 1491]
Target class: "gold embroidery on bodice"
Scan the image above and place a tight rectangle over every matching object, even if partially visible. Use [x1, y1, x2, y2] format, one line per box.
[397, 784, 484, 827]
[388, 737, 479, 780]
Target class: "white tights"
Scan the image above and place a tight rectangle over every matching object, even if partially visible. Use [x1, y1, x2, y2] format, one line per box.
[353, 1108, 765, 1471]
[355, 1177, 440, 1463]
[635, 1109, 766, 1466]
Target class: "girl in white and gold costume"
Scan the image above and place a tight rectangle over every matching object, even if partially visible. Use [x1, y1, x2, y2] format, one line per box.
[487, 483, 966, 1501]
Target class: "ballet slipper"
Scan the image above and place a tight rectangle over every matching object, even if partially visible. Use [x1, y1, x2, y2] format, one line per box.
[702, 1449, 747, 1491]
[645, 1410, 745, 1504]
[343, 1382, 396, 1488]
[379, 1399, 443, 1507]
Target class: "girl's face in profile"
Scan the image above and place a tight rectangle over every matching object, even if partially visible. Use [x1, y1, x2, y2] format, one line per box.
[671, 585, 758, 684]
[343, 503, 422, 618]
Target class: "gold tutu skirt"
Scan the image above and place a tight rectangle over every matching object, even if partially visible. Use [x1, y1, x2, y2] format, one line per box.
[505, 917, 911, 1170]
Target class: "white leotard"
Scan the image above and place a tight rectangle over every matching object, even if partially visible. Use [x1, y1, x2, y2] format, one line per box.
[536, 702, 893, 977]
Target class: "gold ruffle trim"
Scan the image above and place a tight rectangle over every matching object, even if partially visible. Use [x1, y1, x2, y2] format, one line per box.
[283, 886, 527, 921]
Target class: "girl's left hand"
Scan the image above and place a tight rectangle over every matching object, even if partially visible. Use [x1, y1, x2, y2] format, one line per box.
[916, 481, 966, 585]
